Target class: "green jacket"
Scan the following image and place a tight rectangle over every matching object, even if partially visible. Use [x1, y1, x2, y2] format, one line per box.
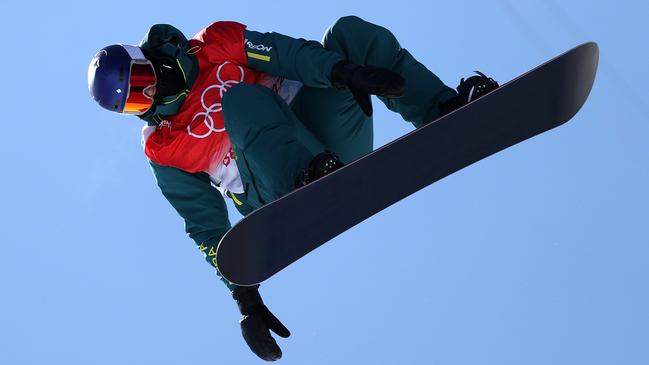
[141, 23, 343, 289]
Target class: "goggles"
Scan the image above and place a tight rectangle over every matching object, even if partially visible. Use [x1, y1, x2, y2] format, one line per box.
[121, 45, 156, 115]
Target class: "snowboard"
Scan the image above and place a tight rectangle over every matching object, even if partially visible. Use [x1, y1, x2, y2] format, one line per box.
[216, 42, 599, 286]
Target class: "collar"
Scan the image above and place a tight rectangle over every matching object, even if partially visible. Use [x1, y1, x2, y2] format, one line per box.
[137, 24, 200, 124]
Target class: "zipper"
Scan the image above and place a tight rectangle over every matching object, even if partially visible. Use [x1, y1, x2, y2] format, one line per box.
[228, 191, 243, 206]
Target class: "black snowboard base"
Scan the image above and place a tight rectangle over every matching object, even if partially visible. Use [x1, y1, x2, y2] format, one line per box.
[216, 42, 599, 286]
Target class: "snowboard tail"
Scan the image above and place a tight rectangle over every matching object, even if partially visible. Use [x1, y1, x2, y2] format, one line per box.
[217, 42, 599, 286]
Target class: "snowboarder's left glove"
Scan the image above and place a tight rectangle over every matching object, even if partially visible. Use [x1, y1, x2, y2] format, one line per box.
[330, 60, 405, 116]
[233, 285, 290, 361]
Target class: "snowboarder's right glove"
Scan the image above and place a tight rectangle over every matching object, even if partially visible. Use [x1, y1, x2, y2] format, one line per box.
[330, 60, 405, 117]
[233, 285, 290, 361]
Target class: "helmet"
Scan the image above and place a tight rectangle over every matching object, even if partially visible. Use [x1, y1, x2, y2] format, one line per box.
[87, 44, 157, 115]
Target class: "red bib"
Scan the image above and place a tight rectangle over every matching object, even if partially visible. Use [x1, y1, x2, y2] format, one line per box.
[143, 21, 262, 173]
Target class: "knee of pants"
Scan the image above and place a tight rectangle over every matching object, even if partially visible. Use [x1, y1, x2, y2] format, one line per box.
[222, 83, 278, 149]
[323, 15, 400, 60]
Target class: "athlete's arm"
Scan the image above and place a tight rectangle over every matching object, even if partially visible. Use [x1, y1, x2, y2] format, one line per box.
[149, 161, 237, 290]
[243, 29, 344, 87]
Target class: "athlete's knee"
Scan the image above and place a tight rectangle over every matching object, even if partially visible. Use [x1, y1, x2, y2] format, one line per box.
[324, 16, 400, 59]
[223, 83, 289, 149]
[223, 83, 273, 126]
[325, 16, 360, 43]
[222, 84, 265, 145]
[223, 83, 264, 115]
[328, 16, 395, 41]
[332, 15, 365, 30]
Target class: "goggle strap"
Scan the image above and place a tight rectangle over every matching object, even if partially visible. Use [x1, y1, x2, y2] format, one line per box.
[121, 44, 147, 63]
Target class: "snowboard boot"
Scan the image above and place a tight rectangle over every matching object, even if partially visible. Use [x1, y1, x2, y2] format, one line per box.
[295, 151, 345, 187]
[439, 71, 499, 116]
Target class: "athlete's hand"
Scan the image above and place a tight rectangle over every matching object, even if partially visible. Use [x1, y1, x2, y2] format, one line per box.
[233, 286, 290, 361]
[330, 60, 405, 116]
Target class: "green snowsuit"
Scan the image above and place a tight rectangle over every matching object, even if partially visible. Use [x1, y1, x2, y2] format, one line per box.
[143, 16, 456, 289]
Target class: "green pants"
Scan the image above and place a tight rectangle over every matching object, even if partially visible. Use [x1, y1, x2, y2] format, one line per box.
[222, 16, 456, 211]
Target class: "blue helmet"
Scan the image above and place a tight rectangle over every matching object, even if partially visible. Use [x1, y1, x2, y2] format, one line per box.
[87, 44, 157, 115]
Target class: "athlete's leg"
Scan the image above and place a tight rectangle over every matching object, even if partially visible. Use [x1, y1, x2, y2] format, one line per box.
[323, 15, 457, 128]
[293, 16, 457, 165]
[222, 83, 324, 206]
[290, 86, 373, 164]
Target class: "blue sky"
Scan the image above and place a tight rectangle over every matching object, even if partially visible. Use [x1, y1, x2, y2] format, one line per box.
[1, 0, 647, 364]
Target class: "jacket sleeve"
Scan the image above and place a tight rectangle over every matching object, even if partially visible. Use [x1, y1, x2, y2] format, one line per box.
[243, 29, 344, 88]
[149, 161, 238, 290]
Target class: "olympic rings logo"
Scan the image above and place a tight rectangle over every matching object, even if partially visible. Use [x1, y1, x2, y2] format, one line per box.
[187, 62, 245, 139]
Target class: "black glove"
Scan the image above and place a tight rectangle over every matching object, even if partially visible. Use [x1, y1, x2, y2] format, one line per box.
[330, 60, 406, 116]
[233, 285, 290, 361]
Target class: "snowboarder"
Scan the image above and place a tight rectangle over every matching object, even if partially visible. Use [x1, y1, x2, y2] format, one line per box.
[87, 15, 498, 361]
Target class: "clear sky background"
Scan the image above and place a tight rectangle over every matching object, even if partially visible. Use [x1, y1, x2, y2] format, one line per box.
[1, 0, 647, 364]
